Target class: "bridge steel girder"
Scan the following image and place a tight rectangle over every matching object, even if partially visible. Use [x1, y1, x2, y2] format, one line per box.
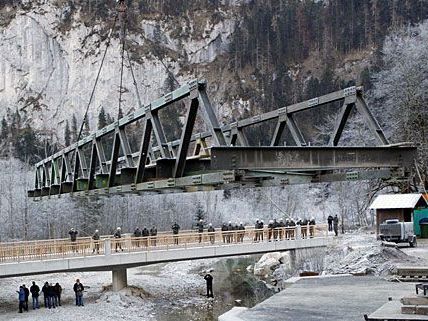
[210, 146, 417, 171]
[29, 79, 400, 199]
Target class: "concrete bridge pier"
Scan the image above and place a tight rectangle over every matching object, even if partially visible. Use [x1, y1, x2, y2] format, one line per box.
[112, 268, 128, 292]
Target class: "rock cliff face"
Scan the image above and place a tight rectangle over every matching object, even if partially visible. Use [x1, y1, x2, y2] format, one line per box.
[0, 1, 238, 141]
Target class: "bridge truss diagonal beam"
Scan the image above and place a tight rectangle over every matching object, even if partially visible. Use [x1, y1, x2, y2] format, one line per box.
[29, 80, 409, 199]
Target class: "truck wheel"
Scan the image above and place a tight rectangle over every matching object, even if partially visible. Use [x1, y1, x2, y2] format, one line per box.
[409, 239, 416, 247]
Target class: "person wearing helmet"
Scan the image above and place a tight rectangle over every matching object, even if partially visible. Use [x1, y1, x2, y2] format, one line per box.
[227, 221, 233, 243]
[92, 229, 100, 254]
[196, 219, 204, 243]
[254, 219, 260, 242]
[207, 223, 215, 244]
[285, 218, 290, 239]
[114, 227, 123, 252]
[238, 222, 245, 242]
[268, 220, 274, 242]
[278, 218, 285, 240]
[309, 217, 316, 238]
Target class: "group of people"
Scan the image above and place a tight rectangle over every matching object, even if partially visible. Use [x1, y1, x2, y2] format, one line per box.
[327, 215, 340, 236]
[17, 281, 62, 312]
[67, 215, 324, 253]
[17, 279, 84, 313]
[220, 222, 246, 243]
[133, 226, 158, 247]
[254, 217, 316, 241]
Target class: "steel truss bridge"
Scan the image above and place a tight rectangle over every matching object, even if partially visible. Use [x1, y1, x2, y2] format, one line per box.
[28, 80, 416, 200]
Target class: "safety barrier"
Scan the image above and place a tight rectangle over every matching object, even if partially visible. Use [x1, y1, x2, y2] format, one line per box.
[0, 224, 327, 263]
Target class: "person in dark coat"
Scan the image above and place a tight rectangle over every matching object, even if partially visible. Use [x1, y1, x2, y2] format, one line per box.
[309, 217, 316, 238]
[22, 284, 29, 311]
[114, 227, 123, 252]
[333, 215, 339, 236]
[133, 227, 142, 247]
[172, 222, 180, 245]
[69, 228, 78, 252]
[17, 286, 26, 313]
[204, 273, 214, 298]
[254, 219, 260, 242]
[301, 218, 308, 239]
[92, 229, 100, 254]
[54, 282, 62, 307]
[273, 219, 279, 241]
[196, 219, 204, 243]
[267, 220, 274, 241]
[73, 279, 84, 306]
[42, 281, 49, 308]
[238, 222, 245, 243]
[278, 219, 285, 240]
[221, 223, 228, 243]
[30, 281, 40, 309]
[142, 227, 150, 247]
[150, 226, 157, 246]
[227, 221, 233, 243]
[47, 283, 56, 309]
[289, 218, 296, 239]
[207, 223, 215, 244]
[258, 220, 264, 241]
[327, 215, 334, 232]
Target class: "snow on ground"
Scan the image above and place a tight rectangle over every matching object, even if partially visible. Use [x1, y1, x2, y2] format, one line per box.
[0, 259, 217, 321]
[323, 232, 426, 276]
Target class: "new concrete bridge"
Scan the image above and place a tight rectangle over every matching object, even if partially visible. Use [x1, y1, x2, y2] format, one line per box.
[0, 226, 327, 291]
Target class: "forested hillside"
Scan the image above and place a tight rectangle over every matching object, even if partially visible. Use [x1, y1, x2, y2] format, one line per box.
[0, 0, 427, 241]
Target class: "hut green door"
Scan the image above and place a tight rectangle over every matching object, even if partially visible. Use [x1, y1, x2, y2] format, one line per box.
[414, 209, 428, 236]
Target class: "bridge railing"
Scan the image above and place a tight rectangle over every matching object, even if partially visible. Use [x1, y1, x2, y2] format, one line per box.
[0, 225, 327, 264]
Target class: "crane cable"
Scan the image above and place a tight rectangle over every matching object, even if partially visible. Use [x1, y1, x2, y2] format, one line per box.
[77, 14, 118, 141]
[117, 0, 127, 119]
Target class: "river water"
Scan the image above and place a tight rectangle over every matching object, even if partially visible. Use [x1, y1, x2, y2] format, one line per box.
[153, 256, 275, 321]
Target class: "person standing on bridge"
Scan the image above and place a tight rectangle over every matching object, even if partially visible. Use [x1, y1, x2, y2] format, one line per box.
[327, 215, 334, 232]
[221, 223, 228, 243]
[197, 219, 204, 243]
[278, 218, 285, 240]
[172, 222, 180, 245]
[114, 227, 123, 252]
[238, 222, 245, 242]
[142, 227, 150, 247]
[133, 227, 142, 247]
[309, 217, 316, 238]
[333, 215, 339, 236]
[227, 221, 233, 243]
[150, 225, 157, 246]
[207, 223, 215, 244]
[92, 229, 100, 254]
[73, 279, 84, 306]
[204, 273, 214, 298]
[69, 228, 78, 253]
[30, 281, 40, 309]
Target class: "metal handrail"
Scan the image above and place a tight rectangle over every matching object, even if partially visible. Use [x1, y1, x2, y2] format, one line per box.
[0, 225, 327, 264]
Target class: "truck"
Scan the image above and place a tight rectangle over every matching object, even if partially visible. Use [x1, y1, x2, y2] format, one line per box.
[379, 219, 417, 247]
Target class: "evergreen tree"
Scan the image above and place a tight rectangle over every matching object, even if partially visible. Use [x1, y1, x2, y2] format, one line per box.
[193, 201, 205, 228]
[1, 117, 8, 139]
[71, 114, 78, 142]
[64, 120, 71, 146]
[98, 107, 107, 129]
[13, 124, 43, 165]
[118, 107, 124, 120]
[83, 116, 90, 137]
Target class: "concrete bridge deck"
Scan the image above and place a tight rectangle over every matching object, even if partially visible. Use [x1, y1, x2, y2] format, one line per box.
[0, 226, 327, 290]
